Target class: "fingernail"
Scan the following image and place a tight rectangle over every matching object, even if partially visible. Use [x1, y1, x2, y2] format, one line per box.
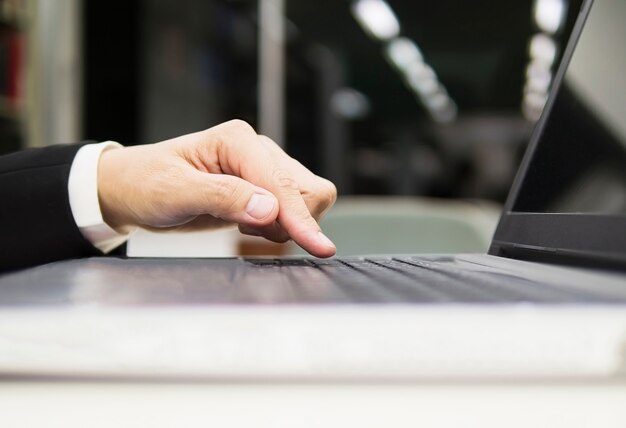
[317, 232, 335, 248]
[246, 193, 276, 220]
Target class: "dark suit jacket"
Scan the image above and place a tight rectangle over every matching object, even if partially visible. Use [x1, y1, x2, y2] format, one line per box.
[0, 143, 103, 272]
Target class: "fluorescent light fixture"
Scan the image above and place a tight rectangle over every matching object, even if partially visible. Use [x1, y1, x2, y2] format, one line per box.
[430, 100, 457, 123]
[406, 63, 438, 95]
[409, 77, 439, 96]
[329, 87, 371, 120]
[534, 0, 566, 34]
[525, 68, 552, 93]
[405, 61, 435, 81]
[522, 103, 542, 121]
[523, 91, 548, 111]
[529, 33, 557, 66]
[423, 92, 449, 111]
[526, 59, 551, 80]
[522, 91, 548, 121]
[385, 37, 423, 70]
[351, 0, 400, 41]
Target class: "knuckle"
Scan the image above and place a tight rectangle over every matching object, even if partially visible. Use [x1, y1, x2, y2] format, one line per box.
[210, 177, 234, 206]
[272, 168, 300, 192]
[210, 176, 245, 214]
[321, 179, 337, 206]
[258, 134, 278, 149]
[226, 119, 255, 135]
[307, 179, 337, 218]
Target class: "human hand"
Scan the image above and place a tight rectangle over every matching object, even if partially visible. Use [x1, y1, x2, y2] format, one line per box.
[97, 120, 337, 258]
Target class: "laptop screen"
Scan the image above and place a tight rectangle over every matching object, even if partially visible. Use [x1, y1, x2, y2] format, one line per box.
[491, 0, 626, 268]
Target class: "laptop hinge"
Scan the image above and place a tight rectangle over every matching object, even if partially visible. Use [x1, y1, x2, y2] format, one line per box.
[491, 241, 626, 272]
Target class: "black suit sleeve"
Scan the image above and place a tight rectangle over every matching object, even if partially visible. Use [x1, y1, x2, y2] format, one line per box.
[0, 143, 103, 272]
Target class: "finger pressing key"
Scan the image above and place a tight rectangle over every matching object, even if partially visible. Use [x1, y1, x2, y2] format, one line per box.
[213, 121, 336, 257]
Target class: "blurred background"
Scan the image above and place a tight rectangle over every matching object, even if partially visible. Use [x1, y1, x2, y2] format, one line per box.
[0, 0, 583, 256]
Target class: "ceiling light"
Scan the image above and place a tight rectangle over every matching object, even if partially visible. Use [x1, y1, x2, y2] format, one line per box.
[523, 91, 549, 112]
[423, 92, 449, 111]
[330, 87, 371, 120]
[405, 61, 435, 81]
[525, 69, 553, 94]
[430, 100, 457, 124]
[529, 33, 557, 66]
[406, 63, 438, 96]
[534, 0, 567, 34]
[526, 59, 551, 80]
[351, 0, 400, 41]
[385, 37, 423, 70]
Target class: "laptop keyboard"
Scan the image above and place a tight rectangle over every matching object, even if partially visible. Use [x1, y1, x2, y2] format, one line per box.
[2, 256, 625, 306]
[242, 256, 623, 304]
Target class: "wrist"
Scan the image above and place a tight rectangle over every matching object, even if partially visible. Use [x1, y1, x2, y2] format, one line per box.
[97, 146, 134, 234]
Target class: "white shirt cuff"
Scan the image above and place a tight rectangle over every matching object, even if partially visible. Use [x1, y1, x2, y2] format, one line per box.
[68, 141, 130, 253]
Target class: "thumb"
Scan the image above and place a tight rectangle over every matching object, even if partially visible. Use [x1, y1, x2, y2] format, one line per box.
[187, 171, 279, 227]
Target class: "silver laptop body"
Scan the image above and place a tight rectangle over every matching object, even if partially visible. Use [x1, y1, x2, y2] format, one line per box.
[1, 0, 626, 381]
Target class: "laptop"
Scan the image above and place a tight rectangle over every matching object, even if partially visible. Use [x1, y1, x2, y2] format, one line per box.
[1, 0, 626, 381]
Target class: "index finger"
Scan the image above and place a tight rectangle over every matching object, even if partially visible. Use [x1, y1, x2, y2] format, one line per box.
[212, 120, 336, 257]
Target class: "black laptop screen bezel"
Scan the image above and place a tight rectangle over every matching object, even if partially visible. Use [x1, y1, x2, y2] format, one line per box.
[489, 0, 626, 269]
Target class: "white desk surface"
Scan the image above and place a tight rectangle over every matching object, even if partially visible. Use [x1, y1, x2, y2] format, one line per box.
[1, 381, 625, 428]
[2, 257, 626, 427]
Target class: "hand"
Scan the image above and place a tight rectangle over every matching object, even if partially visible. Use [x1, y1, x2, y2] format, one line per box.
[97, 120, 337, 258]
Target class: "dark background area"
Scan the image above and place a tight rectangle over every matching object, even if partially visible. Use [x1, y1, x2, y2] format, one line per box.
[77, 0, 582, 202]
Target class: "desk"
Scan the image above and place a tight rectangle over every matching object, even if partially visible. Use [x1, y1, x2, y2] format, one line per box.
[2, 382, 626, 427]
[1, 257, 626, 427]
